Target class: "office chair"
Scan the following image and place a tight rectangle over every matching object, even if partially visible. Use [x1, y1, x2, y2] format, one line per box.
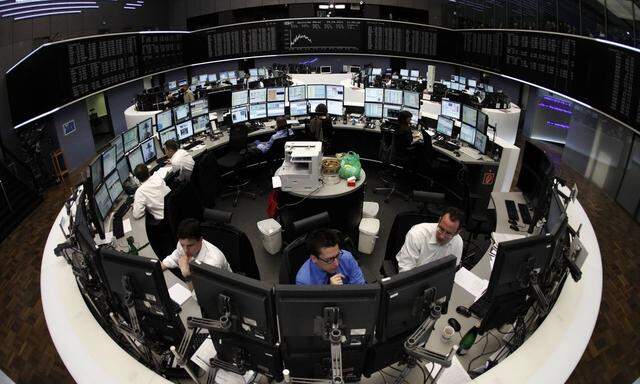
[373, 127, 414, 202]
[200, 221, 260, 280]
[163, 181, 203, 242]
[416, 127, 452, 185]
[202, 207, 233, 224]
[190, 150, 220, 208]
[217, 124, 257, 207]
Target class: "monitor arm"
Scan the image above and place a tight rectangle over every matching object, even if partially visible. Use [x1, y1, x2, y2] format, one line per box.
[529, 271, 550, 316]
[403, 305, 453, 368]
[323, 307, 344, 384]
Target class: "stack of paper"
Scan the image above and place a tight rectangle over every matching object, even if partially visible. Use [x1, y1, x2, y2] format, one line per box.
[425, 355, 471, 383]
[455, 267, 489, 300]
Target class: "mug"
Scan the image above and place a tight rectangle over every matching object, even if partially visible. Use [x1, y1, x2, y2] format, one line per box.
[442, 325, 455, 341]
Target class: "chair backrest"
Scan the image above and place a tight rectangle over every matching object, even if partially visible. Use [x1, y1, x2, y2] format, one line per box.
[200, 222, 260, 280]
[291, 211, 331, 238]
[380, 211, 440, 277]
[190, 151, 220, 208]
[378, 128, 394, 164]
[228, 124, 249, 152]
[164, 181, 203, 240]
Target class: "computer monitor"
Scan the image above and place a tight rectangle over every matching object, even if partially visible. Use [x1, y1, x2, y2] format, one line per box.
[208, 73, 217, 82]
[122, 127, 139, 154]
[377, 255, 456, 342]
[441, 99, 461, 120]
[192, 114, 209, 135]
[94, 183, 112, 220]
[136, 118, 153, 141]
[403, 91, 420, 109]
[104, 170, 124, 202]
[350, 65, 361, 73]
[384, 89, 403, 105]
[326, 100, 343, 116]
[248, 103, 267, 120]
[191, 75, 199, 85]
[198, 74, 208, 83]
[156, 110, 173, 132]
[326, 85, 344, 100]
[226, 71, 237, 79]
[518, 142, 555, 216]
[159, 128, 178, 148]
[288, 101, 307, 116]
[459, 76, 466, 85]
[140, 138, 157, 164]
[364, 103, 383, 118]
[443, 80, 451, 89]
[220, 72, 229, 80]
[308, 99, 326, 114]
[468, 79, 477, 87]
[101, 146, 117, 178]
[451, 75, 458, 83]
[267, 87, 286, 102]
[168, 80, 178, 90]
[116, 157, 130, 183]
[191, 260, 277, 345]
[410, 70, 420, 78]
[474, 131, 488, 154]
[173, 104, 190, 124]
[231, 106, 249, 124]
[462, 105, 478, 127]
[436, 116, 454, 138]
[485, 85, 494, 92]
[109, 136, 124, 160]
[249, 88, 267, 104]
[178, 79, 188, 87]
[258, 68, 267, 77]
[383, 105, 401, 120]
[307, 85, 326, 99]
[371, 68, 382, 76]
[320, 66, 331, 74]
[401, 107, 419, 125]
[127, 147, 144, 174]
[98, 248, 185, 350]
[459, 123, 476, 146]
[400, 69, 409, 77]
[365, 88, 384, 103]
[267, 102, 285, 117]
[176, 120, 194, 142]
[476, 110, 488, 134]
[288, 85, 306, 101]
[189, 99, 208, 117]
[249, 68, 258, 77]
[89, 157, 102, 191]
[232, 90, 248, 107]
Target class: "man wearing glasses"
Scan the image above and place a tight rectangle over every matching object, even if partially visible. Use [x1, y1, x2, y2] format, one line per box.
[396, 207, 464, 273]
[296, 229, 366, 285]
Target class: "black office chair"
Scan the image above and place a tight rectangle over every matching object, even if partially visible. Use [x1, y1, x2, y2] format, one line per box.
[416, 127, 452, 184]
[379, 211, 439, 277]
[190, 150, 221, 208]
[373, 127, 414, 202]
[217, 124, 257, 207]
[200, 221, 261, 280]
[144, 211, 176, 261]
[163, 180, 203, 242]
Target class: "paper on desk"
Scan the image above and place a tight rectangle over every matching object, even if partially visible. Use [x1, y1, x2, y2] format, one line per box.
[168, 283, 192, 306]
[191, 335, 216, 371]
[425, 355, 471, 384]
[215, 369, 257, 384]
[455, 267, 489, 300]
[491, 232, 526, 244]
[272, 176, 282, 189]
[190, 144, 206, 152]
[94, 219, 133, 245]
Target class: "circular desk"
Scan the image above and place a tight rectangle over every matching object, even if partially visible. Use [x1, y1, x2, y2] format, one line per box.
[124, 104, 161, 129]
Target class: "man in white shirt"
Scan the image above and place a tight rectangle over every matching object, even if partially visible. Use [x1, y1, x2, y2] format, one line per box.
[164, 139, 194, 180]
[132, 164, 171, 220]
[396, 207, 465, 272]
[161, 218, 232, 280]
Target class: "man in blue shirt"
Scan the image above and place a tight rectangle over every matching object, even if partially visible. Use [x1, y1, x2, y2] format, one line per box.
[252, 116, 294, 154]
[296, 229, 365, 285]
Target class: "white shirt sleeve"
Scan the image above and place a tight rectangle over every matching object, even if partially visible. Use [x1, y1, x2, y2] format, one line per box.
[131, 188, 146, 219]
[161, 243, 183, 269]
[396, 228, 422, 273]
[451, 236, 464, 266]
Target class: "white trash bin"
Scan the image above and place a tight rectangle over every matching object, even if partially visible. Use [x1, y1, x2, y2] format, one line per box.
[358, 218, 380, 255]
[257, 218, 283, 255]
[362, 201, 380, 218]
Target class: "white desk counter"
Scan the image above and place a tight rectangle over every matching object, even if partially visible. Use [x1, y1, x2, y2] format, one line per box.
[124, 104, 161, 130]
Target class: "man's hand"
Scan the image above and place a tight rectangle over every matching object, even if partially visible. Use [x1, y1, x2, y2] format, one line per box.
[178, 255, 192, 278]
[329, 274, 344, 285]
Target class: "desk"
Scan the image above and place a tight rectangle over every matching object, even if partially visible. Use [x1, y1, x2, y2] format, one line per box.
[124, 104, 161, 129]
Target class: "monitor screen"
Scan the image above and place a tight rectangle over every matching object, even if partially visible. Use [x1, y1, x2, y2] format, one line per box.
[400, 69, 409, 77]
[402, 107, 420, 124]
[384, 89, 403, 105]
[371, 68, 382, 76]
[288, 85, 306, 101]
[220, 72, 229, 80]
[476, 111, 488, 135]
[122, 127, 139, 153]
[403, 91, 420, 109]
[137, 118, 153, 141]
[451, 75, 458, 82]
[156, 110, 173, 132]
[249, 68, 258, 77]
[468, 79, 477, 87]
[308, 99, 326, 114]
[350, 65, 360, 73]
[109, 136, 124, 160]
[176, 120, 194, 141]
[192, 114, 209, 135]
[168, 80, 177, 90]
[127, 147, 144, 175]
[159, 128, 178, 148]
[116, 157, 129, 183]
[95, 183, 112, 220]
[258, 68, 266, 76]
[140, 138, 157, 164]
[365, 88, 384, 103]
[232, 90, 248, 107]
[326, 85, 344, 100]
[191, 75, 199, 85]
[231, 106, 249, 123]
[383, 105, 401, 119]
[190, 99, 208, 117]
[459, 76, 466, 84]
[267, 87, 286, 102]
[249, 88, 267, 104]
[441, 99, 461, 120]
[320, 66, 331, 73]
[474, 131, 488, 154]
[443, 80, 451, 89]
[289, 101, 308, 116]
[226, 71, 237, 79]
[198, 74, 208, 82]
[173, 104, 190, 124]
[178, 79, 188, 87]
[89, 157, 102, 191]
[485, 85, 494, 92]
[306, 85, 326, 99]
[364, 103, 383, 118]
[102, 146, 117, 178]
[459, 123, 476, 145]
[436, 116, 454, 137]
[410, 70, 420, 78]
[462, 105, 478, 127]
[267, 102, 285, 117]
[104, 170, 124, 202]
[208, 73, 217, 82]
[249, 103, 267, 120]
[327, 100, 343, 116]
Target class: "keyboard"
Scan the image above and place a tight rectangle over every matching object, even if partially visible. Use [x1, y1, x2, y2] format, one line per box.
[459, 146, 482, 159]
[434, 140, 460, 152]
[112, 197, 134, 239]
[505, 199, 519, 222]
[183, 140, 204, 150]
[469, 294, 491, 318]
[518, 203, 532, 225]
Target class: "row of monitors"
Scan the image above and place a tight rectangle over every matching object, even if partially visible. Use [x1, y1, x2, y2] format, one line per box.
[231, 100, 344, 124]
[169, 68, 269, 89]
[364, 88, 420, 109]
[232, 85, 345, 107]
[441, 79, 494, 93]
[435, 115, 489, 155]
[367, 68, 420, 78]
[440, 99, 488, 133]
[157, 99, 209, 130]
[363, 103, 419, 124]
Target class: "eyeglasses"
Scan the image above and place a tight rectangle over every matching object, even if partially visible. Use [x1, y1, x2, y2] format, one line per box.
[436, 224, 458, 238]
[317, 250, 343, 264]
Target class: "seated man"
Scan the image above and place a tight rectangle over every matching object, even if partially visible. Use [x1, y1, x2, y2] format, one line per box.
[132, 164, 170, 221]
[164, 139, 195, 179]
[296, 229, 365, 285]
[250, 116, 294, 154]
[161, 218, 232, 281]
[396, 207, 465, 272]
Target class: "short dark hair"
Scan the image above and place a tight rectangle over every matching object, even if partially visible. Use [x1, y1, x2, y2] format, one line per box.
[306, 229, 339, 257]
[276, 116, 288, 130]
[176, 218, 202, 240]
[442, 207, 464, 227]
[314, 103, 328, 115]
[164, 139, 179, 152]
[134, 164, 149, 182]
[398, 110, 412, 126]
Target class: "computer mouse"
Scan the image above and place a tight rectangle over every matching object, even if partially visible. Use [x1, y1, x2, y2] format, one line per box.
[448, 318, 462, 332]
[510, 223, 519, 231]
[454, 151, 461, 157]
[456, 305, 472, 318]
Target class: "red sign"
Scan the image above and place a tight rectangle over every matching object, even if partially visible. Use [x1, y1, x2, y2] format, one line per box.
[483, 172, 495, 185]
